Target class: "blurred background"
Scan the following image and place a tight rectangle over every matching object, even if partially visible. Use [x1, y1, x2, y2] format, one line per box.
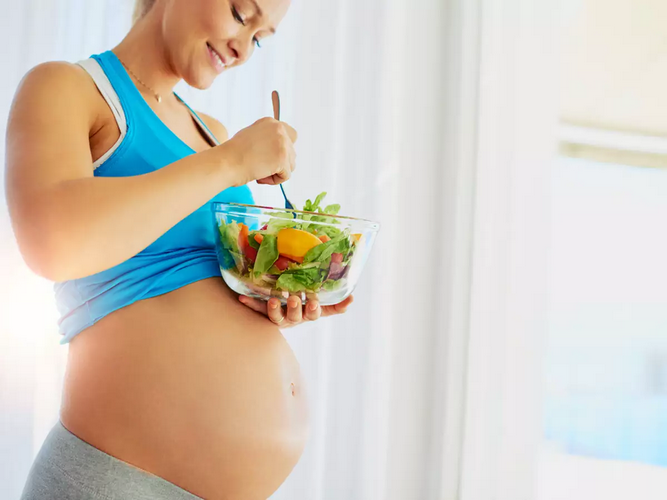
[1, 0, 665, 499]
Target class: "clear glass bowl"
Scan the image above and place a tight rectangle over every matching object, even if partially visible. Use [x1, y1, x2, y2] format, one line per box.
[211, 202, 380, 306]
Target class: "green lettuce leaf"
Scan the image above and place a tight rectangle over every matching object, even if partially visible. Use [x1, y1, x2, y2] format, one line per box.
[316, 226, 342, 239]
[303, 230, 351, 263]
[267, 217, 300, 233]
[276, 274, 308, 292]
[312, 192, 327, 211]
[248, 231, 261, 250]
[266, 211, 295, 219]
[324, 204, 340, 215]
[218, 222, 245, 271]
[268, 265, 283, 275]
[322, 279, 346, 291]
[253, 234, 279, 277]
[287, 267, 321, 284]
[275, 264, 326, 292]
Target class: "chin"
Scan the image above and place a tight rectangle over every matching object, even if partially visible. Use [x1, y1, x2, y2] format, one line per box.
[190, 78, 215, 90]
[183, 67, 217, 90]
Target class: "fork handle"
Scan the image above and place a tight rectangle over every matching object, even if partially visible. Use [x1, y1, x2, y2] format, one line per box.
[272, 91, 280, 121]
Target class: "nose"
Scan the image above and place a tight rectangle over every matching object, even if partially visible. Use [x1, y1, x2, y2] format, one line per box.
[228, 36, 254, 65]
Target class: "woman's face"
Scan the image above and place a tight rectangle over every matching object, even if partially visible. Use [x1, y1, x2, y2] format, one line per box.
[162, 0, 290, 88]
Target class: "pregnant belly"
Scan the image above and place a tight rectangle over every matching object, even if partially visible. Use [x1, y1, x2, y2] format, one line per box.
[60, 278, 310, 500]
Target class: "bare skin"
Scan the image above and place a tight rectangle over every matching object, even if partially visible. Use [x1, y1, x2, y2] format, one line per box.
[5, 0, 353, 498]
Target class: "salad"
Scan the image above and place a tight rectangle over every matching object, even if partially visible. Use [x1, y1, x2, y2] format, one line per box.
[217, 192, 363, 298]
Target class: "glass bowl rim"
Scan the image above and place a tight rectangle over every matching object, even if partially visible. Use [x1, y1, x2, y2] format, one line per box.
[211, 202, 380, 229]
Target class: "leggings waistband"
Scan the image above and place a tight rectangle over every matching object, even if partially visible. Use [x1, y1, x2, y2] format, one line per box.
[21, 421, 202, 500]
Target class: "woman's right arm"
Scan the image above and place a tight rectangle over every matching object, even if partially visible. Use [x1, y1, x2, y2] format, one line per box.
[4, 62, 297, 282]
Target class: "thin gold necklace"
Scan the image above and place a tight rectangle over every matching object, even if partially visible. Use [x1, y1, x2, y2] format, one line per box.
[118, 58, 163, 103]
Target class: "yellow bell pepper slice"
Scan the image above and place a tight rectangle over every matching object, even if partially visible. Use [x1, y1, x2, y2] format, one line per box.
[277, 228, 323, 261]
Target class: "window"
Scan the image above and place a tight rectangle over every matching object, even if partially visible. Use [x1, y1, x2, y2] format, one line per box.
[539, 151, 667, 500]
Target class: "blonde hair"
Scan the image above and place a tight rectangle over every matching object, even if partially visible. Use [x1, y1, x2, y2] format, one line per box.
[133, 0, 156, 23]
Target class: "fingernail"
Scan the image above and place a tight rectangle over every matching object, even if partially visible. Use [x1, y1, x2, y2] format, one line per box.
[308, 302, 317, 312]
[270, 301, 279, 310]
[290, 301, 299, 309]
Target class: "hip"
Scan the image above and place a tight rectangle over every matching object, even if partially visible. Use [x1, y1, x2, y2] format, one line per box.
[21, 421, 201, 499]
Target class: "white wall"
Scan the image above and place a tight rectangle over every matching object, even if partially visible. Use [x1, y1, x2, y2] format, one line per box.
[560, 0, 667, 135]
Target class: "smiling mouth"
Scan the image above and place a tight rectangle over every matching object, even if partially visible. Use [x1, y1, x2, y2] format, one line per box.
[206, 42, 228, 71]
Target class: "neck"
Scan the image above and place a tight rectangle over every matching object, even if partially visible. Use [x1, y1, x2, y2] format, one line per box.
[112, 5, 180, 101]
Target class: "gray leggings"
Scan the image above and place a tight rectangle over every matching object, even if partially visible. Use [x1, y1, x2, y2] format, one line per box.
[20, 421, 201, 500]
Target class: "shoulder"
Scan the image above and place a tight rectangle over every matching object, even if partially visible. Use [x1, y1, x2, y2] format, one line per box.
[196, 111, 229, 143]
[17, 61, 94, 98]
[10, 61, 99, 124]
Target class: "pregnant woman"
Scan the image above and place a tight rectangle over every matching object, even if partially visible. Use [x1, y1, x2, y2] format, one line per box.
[6, 0, 353, 498]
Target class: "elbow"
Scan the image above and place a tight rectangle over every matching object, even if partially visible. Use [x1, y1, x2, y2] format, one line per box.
[22, 241, 73, 282]
[17, 224, 80, 282]
[9, 200, 92, 282]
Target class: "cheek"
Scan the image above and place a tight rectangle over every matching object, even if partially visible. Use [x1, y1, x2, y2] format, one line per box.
[166, 0, 233, 45]
[202, 17, 239, 41]
[162, 5, 202, 53]
[199, 0, 237, 37]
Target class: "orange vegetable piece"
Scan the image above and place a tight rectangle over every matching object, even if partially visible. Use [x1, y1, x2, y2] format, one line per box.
[277, 228, 322, 261]
[238, 223, 250, 252]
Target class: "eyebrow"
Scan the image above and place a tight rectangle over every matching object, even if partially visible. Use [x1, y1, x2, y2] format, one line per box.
[247, 0, 277, 34]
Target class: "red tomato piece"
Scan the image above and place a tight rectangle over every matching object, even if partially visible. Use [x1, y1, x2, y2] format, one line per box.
[274, 256, 294, 271]
[245, 245, 258, 263]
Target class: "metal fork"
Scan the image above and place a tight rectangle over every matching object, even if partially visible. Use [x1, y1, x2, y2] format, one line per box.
[272, 90, 295, 212]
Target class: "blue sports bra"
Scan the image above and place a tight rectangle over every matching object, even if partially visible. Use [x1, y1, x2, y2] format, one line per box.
[54, 50, 254, 344]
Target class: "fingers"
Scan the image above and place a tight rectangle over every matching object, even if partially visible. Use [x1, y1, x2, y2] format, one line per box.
[280, 122, 298, 143]
[255, 144, 296, 185]
[304, 299, 322, 322]
[288, 143, 296, 172]
[335, 295, 354, 313]
[238, 296, 268, 315]
[256, 176, 278, 185]
[286, 295, 303, 324]
[266, 298, 286, 325]
[321, 295, 354, 317]
[256, 119, 296, 186]
[277, 130, 297, 178]
[240, 293, 345, 327]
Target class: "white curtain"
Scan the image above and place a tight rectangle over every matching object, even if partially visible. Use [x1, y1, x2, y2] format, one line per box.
[0, 0, 556, 499]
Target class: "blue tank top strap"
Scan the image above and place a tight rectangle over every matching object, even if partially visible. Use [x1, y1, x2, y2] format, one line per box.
[175, 94, 220, 146]
[89, 52, 139, 128]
